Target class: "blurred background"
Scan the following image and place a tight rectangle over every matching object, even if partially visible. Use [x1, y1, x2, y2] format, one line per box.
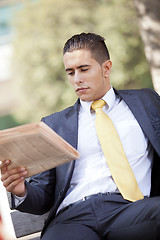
[0, 1, 160, 239]
[0, 0, 160, 131]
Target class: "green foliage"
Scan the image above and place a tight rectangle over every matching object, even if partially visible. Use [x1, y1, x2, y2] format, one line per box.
[0, 115, 20, 130]
[12, 0, 152, 123]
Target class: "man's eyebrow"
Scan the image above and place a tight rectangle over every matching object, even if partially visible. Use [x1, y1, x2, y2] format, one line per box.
[65, 64, 90, 72]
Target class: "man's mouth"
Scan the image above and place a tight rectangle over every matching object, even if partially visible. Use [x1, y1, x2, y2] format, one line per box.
[76, 87, 89, 93]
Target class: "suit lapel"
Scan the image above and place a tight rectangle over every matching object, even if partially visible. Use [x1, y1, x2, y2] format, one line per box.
[56, 100, 79, 191]
[62, 99, 79, 149]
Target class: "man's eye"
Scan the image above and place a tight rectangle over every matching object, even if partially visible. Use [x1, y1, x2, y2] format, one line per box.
[68, 72, 74, 76]
[81, 68, 88, 72]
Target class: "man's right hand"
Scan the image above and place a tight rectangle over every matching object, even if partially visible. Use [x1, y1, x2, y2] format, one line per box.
[0, 160, 28, 197]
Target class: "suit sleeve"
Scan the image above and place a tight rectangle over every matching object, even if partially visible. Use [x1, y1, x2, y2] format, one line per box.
[11, 168, 56, 215]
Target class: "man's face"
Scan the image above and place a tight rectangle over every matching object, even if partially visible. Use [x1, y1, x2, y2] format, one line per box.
[63, 49, 112, 102]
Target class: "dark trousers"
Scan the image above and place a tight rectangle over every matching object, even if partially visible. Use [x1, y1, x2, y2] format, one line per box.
[41, 194, 160, 240]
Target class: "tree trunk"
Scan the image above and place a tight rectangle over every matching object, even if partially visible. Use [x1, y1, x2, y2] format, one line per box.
[134, 0, 160, 95]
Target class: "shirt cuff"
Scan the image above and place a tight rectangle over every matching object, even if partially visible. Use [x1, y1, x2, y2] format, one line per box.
[14, 189, 28, 207]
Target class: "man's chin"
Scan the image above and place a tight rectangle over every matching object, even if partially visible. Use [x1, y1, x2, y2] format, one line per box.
[79, 95, 93, 102]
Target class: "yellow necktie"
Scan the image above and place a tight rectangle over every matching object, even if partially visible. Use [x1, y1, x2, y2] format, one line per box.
[91, 99, 144, 202]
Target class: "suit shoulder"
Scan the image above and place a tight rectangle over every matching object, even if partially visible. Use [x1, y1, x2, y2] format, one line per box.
[118, 88, 160, 101]
[42, 105, 74, 124]
[43, 105, 74, 119]
[118, 88, 155, 94]
[41, 100, 79, 130]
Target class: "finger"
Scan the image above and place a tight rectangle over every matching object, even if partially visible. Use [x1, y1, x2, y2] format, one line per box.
[0, 160, 11, 174]
[4, 177, 25, 193]
[1, 168, 28, 183]
[2, 170, 27, 190]
[1, 166, 27, 180]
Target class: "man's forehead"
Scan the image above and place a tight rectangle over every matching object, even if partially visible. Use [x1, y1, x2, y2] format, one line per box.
[63, 49, 94, 67]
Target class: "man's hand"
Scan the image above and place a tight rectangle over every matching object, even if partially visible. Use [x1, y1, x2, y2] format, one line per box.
[0, 160, 28, 197]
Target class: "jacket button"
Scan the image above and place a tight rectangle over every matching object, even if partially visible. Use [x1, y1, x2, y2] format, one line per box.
[59, 190, 64, 196]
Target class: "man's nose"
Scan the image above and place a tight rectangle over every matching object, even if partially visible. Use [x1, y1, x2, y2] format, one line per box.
[74, 72, 83, 84]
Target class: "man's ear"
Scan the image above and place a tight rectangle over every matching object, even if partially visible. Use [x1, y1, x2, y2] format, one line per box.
[103, 60, 112, 78]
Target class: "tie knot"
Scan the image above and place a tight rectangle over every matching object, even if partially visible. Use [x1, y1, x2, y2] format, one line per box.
[91, 99, 106, 111]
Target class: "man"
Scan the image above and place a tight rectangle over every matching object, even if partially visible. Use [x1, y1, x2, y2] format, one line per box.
[1, 33, 160, 240]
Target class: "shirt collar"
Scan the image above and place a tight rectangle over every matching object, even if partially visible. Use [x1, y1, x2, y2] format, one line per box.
[80, 86, 116, 114]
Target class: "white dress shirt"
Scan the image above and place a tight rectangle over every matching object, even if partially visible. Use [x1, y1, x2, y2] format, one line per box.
[15, 87, 154, 210]
[57, 87, 153, 211]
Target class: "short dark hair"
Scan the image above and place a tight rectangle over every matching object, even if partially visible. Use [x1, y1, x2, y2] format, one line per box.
[63, 32, 110, 65]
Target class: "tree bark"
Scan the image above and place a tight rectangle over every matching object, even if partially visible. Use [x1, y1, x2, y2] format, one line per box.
[134, 0, 160, 95]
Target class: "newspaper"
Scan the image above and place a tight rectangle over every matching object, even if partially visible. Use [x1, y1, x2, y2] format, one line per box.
[0, 122, 79, 177]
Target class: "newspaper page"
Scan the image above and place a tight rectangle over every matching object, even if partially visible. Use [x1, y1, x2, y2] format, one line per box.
[0, 122, 79, 177]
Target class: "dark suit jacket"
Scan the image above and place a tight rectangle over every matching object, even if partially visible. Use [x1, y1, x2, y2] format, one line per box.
[12, 88, 160, 235]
